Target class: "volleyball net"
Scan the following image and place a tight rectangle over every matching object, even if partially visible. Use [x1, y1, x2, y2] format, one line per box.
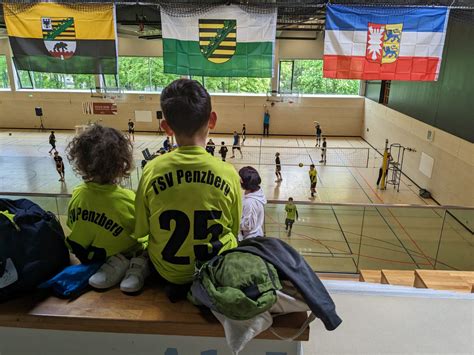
[223, 145, 370, 168]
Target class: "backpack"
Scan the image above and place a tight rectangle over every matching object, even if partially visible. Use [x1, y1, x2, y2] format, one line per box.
[189, 252, 282, 320]
[0, 198, 70, 302]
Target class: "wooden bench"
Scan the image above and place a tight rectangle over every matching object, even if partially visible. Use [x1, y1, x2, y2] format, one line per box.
[359, 269, 381, 283]
[414, 270, 472, 293]
[381, 270, 415, 287]
[0, 285, 309, 340]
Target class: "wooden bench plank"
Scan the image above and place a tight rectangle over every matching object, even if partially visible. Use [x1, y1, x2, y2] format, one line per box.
[414, 270, 472, 293]
[381, 270, 415, 287]
[0, 286, 309, 340]
[359, 270, 381, 283]
[448, 271, 474, 288]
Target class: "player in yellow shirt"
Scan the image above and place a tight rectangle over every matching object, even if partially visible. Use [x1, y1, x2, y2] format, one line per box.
[134, 79, 242, 301]
[66, 125, 147, 293]
[309, 164, 318, 198]
[284, 197, 298, 237]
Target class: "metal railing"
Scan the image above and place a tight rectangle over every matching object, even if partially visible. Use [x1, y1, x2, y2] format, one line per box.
[1, 192, 472, 274]
[265, 200, 473, 273]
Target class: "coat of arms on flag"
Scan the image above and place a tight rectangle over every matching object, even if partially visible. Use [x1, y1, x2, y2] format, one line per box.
[366, 23, 403, 64]
[199, 19, 237, 64]
[42, 17, 76, 60]
[323, 4, 450, 81]
[3, 3, 118, 74]
[161, 5, 276, 77]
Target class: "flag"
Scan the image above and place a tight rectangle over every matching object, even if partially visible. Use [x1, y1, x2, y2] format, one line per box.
[323, 5, 450, 81]
[4, 3, 118, 74]
[161, 5, 277, 77]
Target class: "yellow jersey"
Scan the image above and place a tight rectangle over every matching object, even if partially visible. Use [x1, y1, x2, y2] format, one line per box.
[134, 146, 242, 284]
[67, 182, 141, 263]
[309, 169, 317, 184]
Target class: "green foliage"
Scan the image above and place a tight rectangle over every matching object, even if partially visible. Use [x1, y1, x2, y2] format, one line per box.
[279, 61, 293, 93]
[6, 56, 359, 95]
[17, 68, 94, 90]
[193, 76, 271, 94]
[287, 60, 360, 95]
[0, 56, 10, 89]
[118, 57, 179, 91]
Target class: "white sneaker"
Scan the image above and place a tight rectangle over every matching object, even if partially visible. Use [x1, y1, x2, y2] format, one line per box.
[89, 254, 130, 289]
[120, 254, 150, 293]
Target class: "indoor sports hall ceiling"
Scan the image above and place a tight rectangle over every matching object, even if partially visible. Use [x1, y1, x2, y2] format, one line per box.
[0, 1, 473, 40]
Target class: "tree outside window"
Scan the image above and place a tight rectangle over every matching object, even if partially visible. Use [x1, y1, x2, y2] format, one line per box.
[16, 69, 94, 90]
[0, 56, 10, 89]
[279, 60, 359, 95]
[191, 76, 271, 94]
[117, 57, 179, 92]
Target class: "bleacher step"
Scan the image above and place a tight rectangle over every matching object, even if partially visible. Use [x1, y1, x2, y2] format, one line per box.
[359, 269, 381, 283]
[414, 270, 472, 293]
[381, 270, 415, 287]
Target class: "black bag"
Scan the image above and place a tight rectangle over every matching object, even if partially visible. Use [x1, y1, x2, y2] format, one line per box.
[0, 198, 70, 302]
[419, 189, 432, 199]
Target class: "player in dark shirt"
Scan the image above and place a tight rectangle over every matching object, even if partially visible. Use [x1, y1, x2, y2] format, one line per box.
[219, 141, 228, 161]
[206, 138, 216, 156]
[315, 122, 322, 147]
[54, 151, 65, 182]
[163, 137, 171, 152]
[319, 137, 327, 164]
[128, 119, 135, 142]
[275, 152, 282, 182]
[231, 131, 243, 158]
[48, 131, 57, 154]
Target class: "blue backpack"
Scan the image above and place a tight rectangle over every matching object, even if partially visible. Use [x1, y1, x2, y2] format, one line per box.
[0, 198, 69, 302]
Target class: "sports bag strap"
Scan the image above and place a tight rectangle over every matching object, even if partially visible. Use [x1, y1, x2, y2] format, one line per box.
[0, 210, 20, 231]
[269, 312, 316, 341]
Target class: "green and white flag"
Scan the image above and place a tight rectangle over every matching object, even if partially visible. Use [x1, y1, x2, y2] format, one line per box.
[161, 5, 277, 77]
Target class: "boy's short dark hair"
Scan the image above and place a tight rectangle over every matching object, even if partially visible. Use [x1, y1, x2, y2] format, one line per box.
[310, 164, 315, 168]
[288, 197, 293, 201]
[239, 166, 261, 192]
[160, 79, 211, 137]
[66, 125, 133, 184]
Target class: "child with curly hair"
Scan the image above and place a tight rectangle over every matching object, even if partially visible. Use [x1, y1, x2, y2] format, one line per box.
[66, 125, 148, 293]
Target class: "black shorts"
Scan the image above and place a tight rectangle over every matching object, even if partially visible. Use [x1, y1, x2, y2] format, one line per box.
[285, 218, 295, 227]
[276, 166, 281, 172]
[233, 146, 241, 150]
[128, 129, 134, 134]
[311, 182, 317, 189]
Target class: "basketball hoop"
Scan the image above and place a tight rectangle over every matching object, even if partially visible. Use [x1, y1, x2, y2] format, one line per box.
[90, 87, 125, 102]
[281, 91, 301, 105]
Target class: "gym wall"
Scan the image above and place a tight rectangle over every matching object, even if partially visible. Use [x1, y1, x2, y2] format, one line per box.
[0, 35, 363, 136]
[0, 91, 363, 136]
[363, 98, 473, 207]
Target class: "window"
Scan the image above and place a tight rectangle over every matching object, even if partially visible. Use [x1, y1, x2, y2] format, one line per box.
[278, 61, 294, 93]
[279, 60, 360, 95]
[191, 76, 271, 94]
[118, 56, 180, 92]
[16, 70, 95, 90]
[0, 56, 10, 89]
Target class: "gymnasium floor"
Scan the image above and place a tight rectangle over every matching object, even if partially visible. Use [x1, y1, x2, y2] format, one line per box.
[1, 130, 472, 273]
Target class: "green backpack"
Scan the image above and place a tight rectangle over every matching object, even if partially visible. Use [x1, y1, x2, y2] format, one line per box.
[189, 251, 282, 320]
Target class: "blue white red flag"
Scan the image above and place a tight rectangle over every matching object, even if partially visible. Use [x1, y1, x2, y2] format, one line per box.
[323, 5, 450, 81]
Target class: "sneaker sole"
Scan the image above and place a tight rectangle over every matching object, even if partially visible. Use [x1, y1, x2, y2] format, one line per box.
[120, 285, 143, 293]
[89, 280, 121, 289]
